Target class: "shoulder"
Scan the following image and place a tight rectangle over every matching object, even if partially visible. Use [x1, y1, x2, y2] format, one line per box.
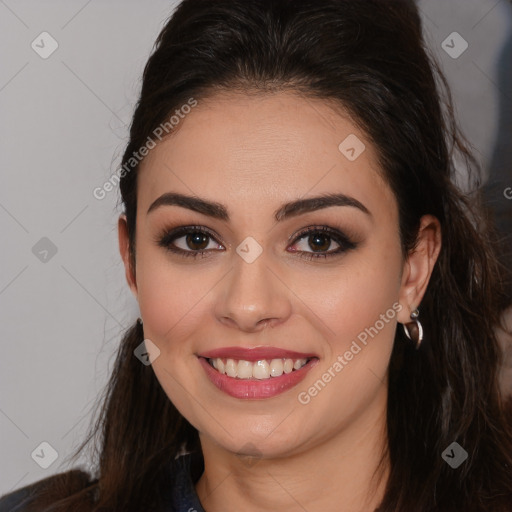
[0, 476, 56, 512]
[0, 470, 95, 512]
[0, 482, 34, 512]
[0, 456, 204, 512]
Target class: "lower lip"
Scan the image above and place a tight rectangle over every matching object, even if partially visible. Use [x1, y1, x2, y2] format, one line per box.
[198, 357, 319, 399]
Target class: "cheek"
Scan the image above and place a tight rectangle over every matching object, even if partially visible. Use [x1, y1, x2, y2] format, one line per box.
[134, 247, 216, 350]
[290, 244, 402, 433]
[291, 238, 403, 355]
[134, 249, 214, 426]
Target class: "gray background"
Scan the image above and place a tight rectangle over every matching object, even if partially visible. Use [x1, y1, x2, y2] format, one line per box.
[1, 0, 511, 495]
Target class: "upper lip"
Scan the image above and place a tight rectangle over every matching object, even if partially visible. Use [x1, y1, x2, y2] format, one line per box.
[198, 346, 318, 361]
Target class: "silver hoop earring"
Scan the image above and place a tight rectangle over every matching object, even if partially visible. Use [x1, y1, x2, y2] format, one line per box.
[402, 308, 423, 349]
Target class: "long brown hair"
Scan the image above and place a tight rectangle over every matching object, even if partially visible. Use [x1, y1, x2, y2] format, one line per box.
[22, 0, 512, 510]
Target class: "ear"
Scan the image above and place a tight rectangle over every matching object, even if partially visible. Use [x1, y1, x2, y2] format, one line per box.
[397, 214, 442, 323]
[118, 214, 138, 298]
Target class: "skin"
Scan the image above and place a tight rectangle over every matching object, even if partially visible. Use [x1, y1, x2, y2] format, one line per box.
[118, 91, 442, 512]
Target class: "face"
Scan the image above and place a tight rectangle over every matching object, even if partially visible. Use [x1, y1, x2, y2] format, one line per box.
[119, 91, 430, 459]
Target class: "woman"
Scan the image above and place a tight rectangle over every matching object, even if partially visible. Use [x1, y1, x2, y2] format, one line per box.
[1, 0, 511, 510]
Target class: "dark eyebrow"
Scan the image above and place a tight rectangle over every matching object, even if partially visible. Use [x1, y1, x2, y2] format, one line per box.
[147, 192, 371, 221]
[275, 193, 371, 221]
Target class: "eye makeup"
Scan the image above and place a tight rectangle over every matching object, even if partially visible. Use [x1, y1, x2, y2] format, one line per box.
[154, 223, 360, 261]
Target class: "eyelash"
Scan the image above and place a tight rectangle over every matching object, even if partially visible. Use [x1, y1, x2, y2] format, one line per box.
[156, 224, 358, 261]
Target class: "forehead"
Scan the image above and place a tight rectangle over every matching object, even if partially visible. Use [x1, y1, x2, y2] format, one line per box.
[137, 91, 396, 222]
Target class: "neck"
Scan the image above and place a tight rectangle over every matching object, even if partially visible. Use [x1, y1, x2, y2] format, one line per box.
[195, 388, 390, 512]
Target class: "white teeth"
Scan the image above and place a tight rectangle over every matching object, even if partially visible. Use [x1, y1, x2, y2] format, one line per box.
[237, 360, 253, 379]
[225, 359, 237, 377]
[209, 357, 310, 379]
[294, 358, 307, 370]
[270, 358, 284, 377]
[253, 360, 270, 379]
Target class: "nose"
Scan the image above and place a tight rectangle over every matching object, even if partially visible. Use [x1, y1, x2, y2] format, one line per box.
[214, 247, 293, 333]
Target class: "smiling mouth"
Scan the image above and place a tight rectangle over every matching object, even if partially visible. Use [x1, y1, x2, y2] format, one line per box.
[205, 357, 316, 380]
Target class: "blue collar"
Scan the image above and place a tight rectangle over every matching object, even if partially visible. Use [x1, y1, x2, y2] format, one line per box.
[165, 451, 206, 512]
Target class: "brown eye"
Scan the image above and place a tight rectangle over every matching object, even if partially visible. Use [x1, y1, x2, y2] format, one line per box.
[307, 232, 333, 252]
[157, 226, 224, 258]
[289, 225, 357, 260]
[185, 232, 210, 251]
